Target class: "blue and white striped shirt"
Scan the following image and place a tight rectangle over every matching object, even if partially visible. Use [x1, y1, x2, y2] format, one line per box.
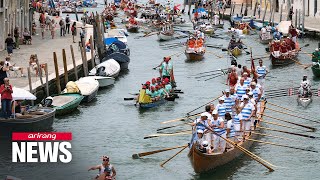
[251, 87, 261, 101]
[243, 78, 252, 87]
[236, 84, 247, 100]
[233, 114, 241, 124]
[227, 120, 235, 137]
[216, 103, 226, 118]
[223, 95, 233, 113]
[256, 66, 267, 78]
[211, 118, 226, 135]
[240, 103, 255, 120]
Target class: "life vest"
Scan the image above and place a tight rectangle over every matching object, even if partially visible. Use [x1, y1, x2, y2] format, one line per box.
[188, 39, 195, 48]
[138, 89, 152, 103]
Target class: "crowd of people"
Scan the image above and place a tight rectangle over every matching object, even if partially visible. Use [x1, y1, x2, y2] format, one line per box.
[192, 59, 269, 154]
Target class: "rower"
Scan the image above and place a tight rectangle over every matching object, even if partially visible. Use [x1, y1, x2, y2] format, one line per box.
[260, 26, 267, 39]
[288, 25, 298, 43]
[226, 67, 238, 87]
[159, 56, 173, 81]
[164, 78, 173, 93]
[214, 13, 220, 25]
[233, 107, 243, 141]
[256, 59, 269, 89]
[195, 129, 205, 152]
[151, 78, 157, 87]
[273, 28, 282, 40]
[202, 106, 214, 147]
[223, 89, 234, 116]
[248, 91, 257, 127]
[146, 86, 158, 101]
[210, 110, 226, 153]
[216, 97, 226, 121]
[137, 85, 152, 104]
[200, 140, 213, 154]
[242, 72, 252, 87]
[271, 40, 281, 58]
[299, 81, 312, 98]
[241, 66, 251, 77]
[235, 77, 247, 101]
[88, 156, 116, 180]
[280, 41, 288, 58]
[250, 82, 262, 103]
[238, 95, 255, 137]
[312, 48, 320, 63]
[229, 87, 239, 118]
[226, 112, 236, 150]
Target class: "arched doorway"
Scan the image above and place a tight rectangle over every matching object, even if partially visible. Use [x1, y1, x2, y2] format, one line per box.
[315, 0, 318, 16]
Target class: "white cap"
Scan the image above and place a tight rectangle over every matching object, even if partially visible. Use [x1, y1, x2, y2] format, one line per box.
[242, 95, 249, 99]
[212, 110, 218, 115]
[316, 48, 319, 51]
[197, 129, 204, 134]
[219, 97, 225, 101]
[225, 89, 230, 93]
[243, 72, 248, 75]
[248, 92, 253, 96]
[250, 82, 256, 86]
[200, 112, 208, 117]
[202, 141, 208, 146]
[46, 96, 53, 100]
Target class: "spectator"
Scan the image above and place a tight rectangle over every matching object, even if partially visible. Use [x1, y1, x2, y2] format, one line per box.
[5, 56, 25, 77]
[14, 27, 20, 49]
[50, 19, 56, 39]
[80, 26, 86, 45]
[66, 14, 71, 34]
[71, 22, 77, 43]
[0, 61, 9, 85]
[59, 18, 66, 36]
[5, 34, 14, 56]
[23, 28, 32, 45]
[0, 78, 13, 119]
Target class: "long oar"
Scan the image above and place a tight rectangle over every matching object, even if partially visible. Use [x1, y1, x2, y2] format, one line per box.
[288, 58, 309, 69]
[132, 144, 188, 159]
[257, 126, 317, 139]
[251, 132, 297, 141]
[157, 122, 193, 131]
[186, 95, 222, 115]
[144, 131, 191, 139]
[262, 114, 316, 131]
[268, 102, 317, 121]
[202, 124, 275, 171]
[194, 72, 223, 79]
[260, 119, 309, 131]
[207, 51, 223, 58]
[160, 145, 188, 167]
[161, 113, 201, 124]
[203, 74, 224, 81]
[247, 139, 318, 153]
[124, 97, 135, 101]
[265, 107, 320, 123]
[194, 68, 228, 76]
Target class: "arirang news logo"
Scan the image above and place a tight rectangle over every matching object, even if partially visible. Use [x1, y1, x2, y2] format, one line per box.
[11, 132, 72, 163]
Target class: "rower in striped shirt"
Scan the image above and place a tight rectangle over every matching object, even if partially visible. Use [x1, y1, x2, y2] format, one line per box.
[235, 78, 247, 101]
[256, 59, 269, 89]
[216, 97, 226, 121]
[238, 95, 255, 138]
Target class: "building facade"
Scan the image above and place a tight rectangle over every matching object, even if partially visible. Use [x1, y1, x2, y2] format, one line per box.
[0, 0, 31, 51]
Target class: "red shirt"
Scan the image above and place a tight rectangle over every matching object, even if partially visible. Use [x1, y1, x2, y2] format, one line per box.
[0, 84, 13, 100]
[289, 29, 297, 37]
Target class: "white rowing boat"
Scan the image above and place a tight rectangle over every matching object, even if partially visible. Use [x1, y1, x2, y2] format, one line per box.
[297, 97, 312, 107]
[89, 59, 121, 78]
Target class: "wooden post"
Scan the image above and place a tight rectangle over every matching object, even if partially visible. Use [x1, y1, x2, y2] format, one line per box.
[272, 7, 275, 26]
[229, 2, 233, 17]
[268, 4, 273, 24]
[262, 3, 268, 24]
[253, 2, 257, 16]
[295, 9, 298, 28]
[240, 3, 244, 15]
[279, 4, 283, 22]
[287, 0, 291, 20]
[302, 0, 305, 33]
[27, 67, 34, 106]
[45, 63, 49, 97]
[80, 44, 89, 77]
[89, 35, 95, 69]
[232, 3, 235, 16]
[34, 54, 44, 87]
[70, 45, 78, 80]
[298, 9, 301, 29]
[95, 13, 105, 60]
[53, 52, 61, 94]
[62, 49, 68, 84]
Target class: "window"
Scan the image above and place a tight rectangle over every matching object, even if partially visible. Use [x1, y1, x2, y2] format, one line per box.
[0, 0, 4, 8]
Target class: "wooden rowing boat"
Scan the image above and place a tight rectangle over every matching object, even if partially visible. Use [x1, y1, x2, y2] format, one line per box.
[139, 98, 166, 109]
[188, 101, 265, 173]
[270, 51, 299, 66]
[259, 32, 273, 44]
[230, 46, 242, 57]
[297, 97, 312, 107]
[157, 31, 174, 41]
[125, 24, 139, 33]
[185, 50, 205, 61]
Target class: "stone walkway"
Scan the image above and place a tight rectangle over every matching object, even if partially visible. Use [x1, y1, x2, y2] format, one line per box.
[223, 4, 320, 32]
[0, 12, 94, 91]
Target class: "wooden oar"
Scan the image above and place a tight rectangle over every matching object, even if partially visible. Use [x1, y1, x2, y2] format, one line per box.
[251, 132, 297, 141]
[161, 113, 201, 124]
[247, 139, 318, 153]
[203, 74, 224, 81]
[288, 58, 309, 69]
[186, 95, 222, 115]
[265, 107, 320, 123]
[262, 114, 316, 131]
[144, 131, 191, 139]
[160, 145, 188, 167]
[268, 102, 318, 121]
[257, 126, 317, 139]
[194, 72, 223, 79]
[202, 124, 275, 171]
[157, 122, 193, 131]
[260, 119, 309, 131]
[124, 98, 135, 101]
[207, 51, 223, 58]
[132, 144, 188, 159]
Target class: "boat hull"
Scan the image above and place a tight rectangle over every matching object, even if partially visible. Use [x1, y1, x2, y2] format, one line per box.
[185, 51, 204, 61]
[139, 98, 166, 109]
[82, 88, 98, 103]
[90, 76, 115, 88]
[297, 97, 312, 107]
[230, 47, 242, 57]
[0, 107, 55, 132]
[188, 133, 257, 173]
[52, 93, 84, 116]
[157, 32, 173, 41]
[311, 65, 320, 77]
[270, 53, 298, 66]
[104, 52, 130, 70]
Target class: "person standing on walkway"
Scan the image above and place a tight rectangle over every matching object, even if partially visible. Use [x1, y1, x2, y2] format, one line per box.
[59, 18, 66, 36]
[289, 7, 294, 21]
[50, 19, 56, 39]
[14, 27, 20, 49]
[0, 78, 13, 119]
[0, 61, 9, 85]
[65, 14, 71, 34]
[5, 34, 14, 56]
[71, 22, 77, 43]
[80, 26, 86, 46]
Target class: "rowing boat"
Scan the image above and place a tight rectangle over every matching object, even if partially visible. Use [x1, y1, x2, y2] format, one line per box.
[126, 24, 139, 33]
[270, 51, 299, 66]
[157, 31, 174, 41]
[188, 101, 265, 173]
[185, 50, 205, 61]
[51, 93, 84, 116]
[228, 42, 243, 57]
[259, 32, 273, 44]
[311, 65, 320, 77]
[139, 98, 166, 109]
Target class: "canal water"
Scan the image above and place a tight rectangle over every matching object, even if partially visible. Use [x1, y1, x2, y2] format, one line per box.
[0, 0, 320, 179]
